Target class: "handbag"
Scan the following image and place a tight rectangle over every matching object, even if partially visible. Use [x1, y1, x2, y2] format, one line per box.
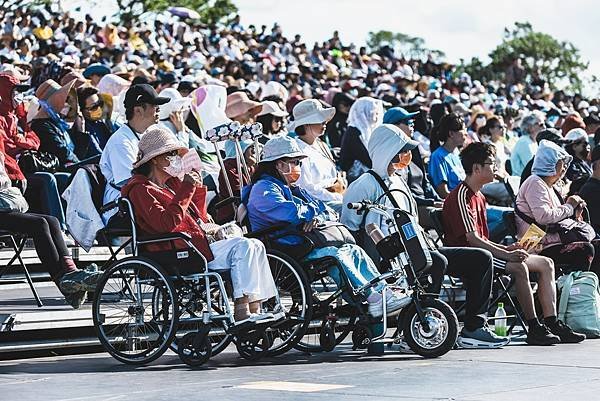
[0, 186, 29, 213]
[18, 150, 60, 174]
[304, 221, 356, 248]
[515, 206, 596, 244]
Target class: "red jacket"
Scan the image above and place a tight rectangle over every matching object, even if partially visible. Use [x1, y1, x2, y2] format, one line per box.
[0, 73, 40, 181]
[121, 174, 214, 262]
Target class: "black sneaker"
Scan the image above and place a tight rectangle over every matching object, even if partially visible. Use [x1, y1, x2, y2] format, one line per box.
[548, 320, 586, 343]
[526, 324, 561, 346]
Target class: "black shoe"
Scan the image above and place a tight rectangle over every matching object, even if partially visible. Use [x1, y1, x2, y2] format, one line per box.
[526, 324, 561, 346]
[548, 320, 586, 344]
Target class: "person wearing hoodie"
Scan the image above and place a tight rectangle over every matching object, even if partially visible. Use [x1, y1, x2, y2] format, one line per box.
[121, 126, 278, 324]
[0, 72, 68, 232]
[341, 124, 509, 349]
[339, 97, 384, 182]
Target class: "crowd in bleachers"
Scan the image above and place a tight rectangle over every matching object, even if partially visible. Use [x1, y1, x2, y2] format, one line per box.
[1, 6, 599, 346]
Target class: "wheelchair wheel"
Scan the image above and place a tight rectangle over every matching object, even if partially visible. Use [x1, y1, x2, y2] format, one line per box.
[157, 278, 232, 357]
[262, 251, 312, 357]
[178, 331, 212, 367]
[92, 257, 178, 365]
[403, 298, 458, 358]
[235, 329, 271, 361]
[292, 267, 358, 353]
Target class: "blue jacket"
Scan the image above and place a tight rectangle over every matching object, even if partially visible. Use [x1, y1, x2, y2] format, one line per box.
[242, 174, 332, 245]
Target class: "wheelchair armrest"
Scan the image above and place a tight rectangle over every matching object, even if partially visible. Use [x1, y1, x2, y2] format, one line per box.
[213, 196, 241, 211]
[245, 223, 289, 239]
[138, 232, 193, 244]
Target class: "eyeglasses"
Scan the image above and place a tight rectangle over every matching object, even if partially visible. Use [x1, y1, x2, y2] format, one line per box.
[482, 160, 497, 168]
[402, 119, 415, 127]
[574, 140, 588, 146]
[287, 159, 303, 166]
[84, 100, 104, 111]
[163, 150, 179, 157]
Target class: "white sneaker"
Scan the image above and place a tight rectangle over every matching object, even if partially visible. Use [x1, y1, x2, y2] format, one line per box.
[368, 292, 411, 317]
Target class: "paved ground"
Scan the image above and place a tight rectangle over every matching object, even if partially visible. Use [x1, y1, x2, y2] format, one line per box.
[1, 338, 599, 401]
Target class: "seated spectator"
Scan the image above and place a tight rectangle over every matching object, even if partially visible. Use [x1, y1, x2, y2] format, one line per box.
[383, 107, 443, 228]
[100, 84, 170, 219]
[429, 112, 467, 198]
[256, 100, 288, 143]
[516, 140, 600, 277]
[579, 146, 600, 234]
[325, 92, 354, 148]
[510, 111, 545, 177]
[215, 139, 256, 223]
[73, 85, 118, 159]
[478, 116, 514, 205]
[83, 63, 110, 87]
[290, 99, 345, 212]
[30, 78, 82, 167]
[443, 142, 585, 345]
[564, 128, 592, 195]
[339, 97, 384, 182]
[0, 72, 69, 232]
[520, 128, 570, 185]
[243, 135, 407, 317]
[122, 126, 277, 323]
[156, 87, 193, 147]
[0, 150, 101, 308]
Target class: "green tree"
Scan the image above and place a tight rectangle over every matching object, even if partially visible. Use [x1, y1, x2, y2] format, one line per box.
[115, 0, 237, 26]
[366, 30, 445, 60]
[488, 22, 589, 91]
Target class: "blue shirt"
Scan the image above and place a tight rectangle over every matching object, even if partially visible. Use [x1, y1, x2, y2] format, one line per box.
[242, 174, 333, 245]
[428, 146, 466, 191]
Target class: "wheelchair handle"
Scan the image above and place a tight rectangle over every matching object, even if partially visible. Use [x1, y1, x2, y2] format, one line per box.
[347, 200, 373, 211]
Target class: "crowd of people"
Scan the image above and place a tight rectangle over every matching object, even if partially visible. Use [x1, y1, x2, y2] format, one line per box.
[1, 6, 599, 347]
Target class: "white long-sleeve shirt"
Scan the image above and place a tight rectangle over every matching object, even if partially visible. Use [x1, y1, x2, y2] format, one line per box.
[295, 138, 342, 203]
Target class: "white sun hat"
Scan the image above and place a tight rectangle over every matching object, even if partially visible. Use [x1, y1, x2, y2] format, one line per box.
[158, 88, 192, 121]
[287, 99, 335, 132]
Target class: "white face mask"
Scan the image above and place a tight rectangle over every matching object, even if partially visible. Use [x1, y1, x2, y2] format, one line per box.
[163, 155, 184, 178]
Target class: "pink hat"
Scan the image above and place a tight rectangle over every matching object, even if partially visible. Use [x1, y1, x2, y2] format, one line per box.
[225, 91, 262, 119]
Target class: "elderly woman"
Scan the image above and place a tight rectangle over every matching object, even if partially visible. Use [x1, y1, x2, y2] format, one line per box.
[121, 126, 277, 323]
[516, 140, 599, 277]
[242, 135, 407, 318]
[339, 97, 384, 182]
[289, 99, 346, 213]
[510, 111, 545, 177]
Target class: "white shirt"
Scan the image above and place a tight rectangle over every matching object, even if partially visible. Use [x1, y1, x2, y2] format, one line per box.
[99, 124, 140, 216]
[295, 138, 341, 203]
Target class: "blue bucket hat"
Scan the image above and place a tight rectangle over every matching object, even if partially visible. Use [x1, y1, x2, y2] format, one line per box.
[224, 139, 254, 159]
[382, 107, 419, 124]
[83, 63, 111, 79]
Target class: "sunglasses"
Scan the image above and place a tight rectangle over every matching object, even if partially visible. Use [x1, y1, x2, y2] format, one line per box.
[286, 159, 303, 166]
[401, 119, 415, 126]
[84, 100, 104, 111]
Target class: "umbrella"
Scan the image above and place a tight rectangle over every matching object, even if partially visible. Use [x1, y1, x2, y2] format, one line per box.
[167, 7, 201, 19]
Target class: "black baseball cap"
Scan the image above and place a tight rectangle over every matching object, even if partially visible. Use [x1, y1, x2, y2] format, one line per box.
[124, 84, 170, 110]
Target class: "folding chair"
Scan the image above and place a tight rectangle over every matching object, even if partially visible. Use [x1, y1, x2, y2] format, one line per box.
[428, 208, 527, 335]
[0, 231, 43, 307]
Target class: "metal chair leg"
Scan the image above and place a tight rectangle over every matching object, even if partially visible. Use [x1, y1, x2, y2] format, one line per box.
[9, 236, 43, 307]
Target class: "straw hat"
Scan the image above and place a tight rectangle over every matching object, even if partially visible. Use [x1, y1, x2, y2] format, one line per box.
[287, 99, 335, 131]
[225, 91, 262, 119]
[132, 125, 187, 168]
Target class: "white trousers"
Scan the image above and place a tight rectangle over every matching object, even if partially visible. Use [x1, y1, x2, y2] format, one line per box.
[207, 237, 277, 302]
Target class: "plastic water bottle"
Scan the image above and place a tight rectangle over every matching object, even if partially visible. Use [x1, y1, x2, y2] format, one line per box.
[494, 302, 507, 337]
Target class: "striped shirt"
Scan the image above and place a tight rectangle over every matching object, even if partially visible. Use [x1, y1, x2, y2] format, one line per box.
[442, 182, 489, 247]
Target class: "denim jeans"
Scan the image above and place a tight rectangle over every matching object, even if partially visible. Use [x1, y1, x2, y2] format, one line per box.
[25, 172, 70, 231]
[305, 244, 384, 298]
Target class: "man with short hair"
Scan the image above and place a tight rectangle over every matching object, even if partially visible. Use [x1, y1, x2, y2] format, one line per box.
[579, 146, 600, 234]
[443, 142, 585, 345]
[72, 86, 117, 159]
[99, 84, 169, 216]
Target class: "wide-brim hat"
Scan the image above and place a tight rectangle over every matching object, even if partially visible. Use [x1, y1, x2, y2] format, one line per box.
[260, 134, 307, 163]
[132, 125, 187, 169]
[288, 99, 335, 132]
[225, 91, 262, 119]
[34, 78, 77, 119]
[257, 100, 288, 117]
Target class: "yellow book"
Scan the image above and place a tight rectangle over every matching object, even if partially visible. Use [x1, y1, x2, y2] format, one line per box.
[519, 224, 546, 251]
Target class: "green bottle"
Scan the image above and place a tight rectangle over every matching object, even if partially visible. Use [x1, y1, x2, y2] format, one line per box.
[494, 302, 507, 337]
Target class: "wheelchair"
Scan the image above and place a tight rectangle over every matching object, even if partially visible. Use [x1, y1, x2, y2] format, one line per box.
[247, 202, 459, 357]
[92, 198, 311, 366]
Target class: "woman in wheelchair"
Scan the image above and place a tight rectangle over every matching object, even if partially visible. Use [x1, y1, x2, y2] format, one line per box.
[242, 135, 407, 317]
[121, 126, 278, 324]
